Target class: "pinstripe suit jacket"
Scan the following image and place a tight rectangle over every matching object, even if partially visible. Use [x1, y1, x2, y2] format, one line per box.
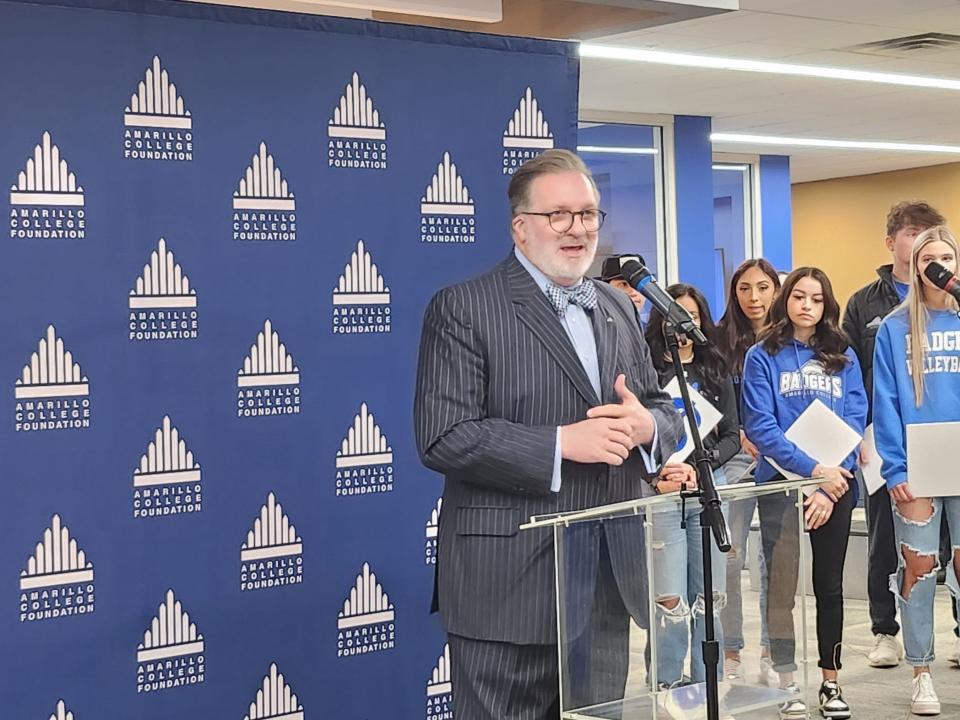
[414, 250, 682, 644]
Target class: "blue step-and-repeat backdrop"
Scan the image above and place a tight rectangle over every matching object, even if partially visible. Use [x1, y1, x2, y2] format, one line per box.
[0, 1, 579, 718]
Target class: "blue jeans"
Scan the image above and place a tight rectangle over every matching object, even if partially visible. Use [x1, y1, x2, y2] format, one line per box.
[720, 453, 770, 653]
[891, 495, 960, 666]
[647, 469, 727, 686]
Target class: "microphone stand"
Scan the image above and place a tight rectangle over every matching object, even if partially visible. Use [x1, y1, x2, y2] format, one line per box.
[663, 322, 731, 720]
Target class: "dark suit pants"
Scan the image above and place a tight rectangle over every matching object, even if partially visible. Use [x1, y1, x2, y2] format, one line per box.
[449, 536, 631, 720]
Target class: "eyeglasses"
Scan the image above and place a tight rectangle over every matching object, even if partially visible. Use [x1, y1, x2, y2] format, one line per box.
[519, 209, 607, 233]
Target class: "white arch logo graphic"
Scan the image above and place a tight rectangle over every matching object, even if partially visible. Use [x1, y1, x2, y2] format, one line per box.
[244, 663, 304, 720]
[503, 87, 554, 148]
[124, 56, 192, 129]
[337, 562, 394, 628]
[241, 492, 302, 562]
[133, 416, 201, 488]
[10, 132, 84, 207]
[421, 152, 474, 216]
[328, 72, 386, 140]
[335, 402, 392, 468]
[333, 240, 390, 306]
[426, 497, 442, 539]
[15, 325, 88, 399]
[234, 142, 295, 211]
[238, 320, 300, 387]
[20, 515, 93, 590]
[129, 238, 197, 309]
[137, 589, 204, 662]
[427, 643, 452, 697]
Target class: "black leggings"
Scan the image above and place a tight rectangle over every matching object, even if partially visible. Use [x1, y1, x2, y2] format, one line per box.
[810, 489, 854, 670]
[759, 486, 854, 672]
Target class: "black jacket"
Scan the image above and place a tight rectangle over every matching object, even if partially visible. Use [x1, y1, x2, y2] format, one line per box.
[841, 264, 901, 420]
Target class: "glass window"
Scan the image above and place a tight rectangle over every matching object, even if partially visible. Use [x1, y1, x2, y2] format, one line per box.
[712, 162, 755, 314]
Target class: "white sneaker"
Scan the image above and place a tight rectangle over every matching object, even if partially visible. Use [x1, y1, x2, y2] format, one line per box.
[725, 658, 743, 683]
[868, 633, 903, 668]
[911, 672, 941, 716]
[758, 656, 778, 686]
[778, 683, 807, 720]
[948, 637, 960, 667]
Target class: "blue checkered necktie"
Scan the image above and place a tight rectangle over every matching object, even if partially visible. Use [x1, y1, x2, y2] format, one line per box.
[546, 280, 598, 318]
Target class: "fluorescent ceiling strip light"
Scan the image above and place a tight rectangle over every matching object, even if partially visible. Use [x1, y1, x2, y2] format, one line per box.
[579, 44, 960, 91]
[712, 164, 749, 170]
[711, 133, 960, 153]
[577, 145, 659, 155]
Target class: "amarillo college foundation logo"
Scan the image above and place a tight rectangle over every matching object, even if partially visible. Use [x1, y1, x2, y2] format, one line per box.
[420, 152, 475, 244]
[233, 142, 296, 242]
[9, 131, 85, 240]
[502, 87, 554, 175]
[240, 492, 303, 592]
[332, 239, 391, 335]
[137, 589, 205, 693]
[425, 497, 441, 566]
[129, 237, 198, 341]
[237, 320, 301, 418]
[243, 663, 304, 720]
[335, 403, 393, 497]
[123, 56, 193, 162]
[14, 325, 90, 432]
[132, 416, 202, 519]
[426, 644, 454, 720]
[328, 72, 387, 170]
[19, 514, 94, 624]
[337, 562, 396, 657]
[46, 700, 76, 720]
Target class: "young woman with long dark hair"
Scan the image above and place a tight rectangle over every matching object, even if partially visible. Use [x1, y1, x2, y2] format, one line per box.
[715, 259, 781, 683]
[742, 267, 867, 719]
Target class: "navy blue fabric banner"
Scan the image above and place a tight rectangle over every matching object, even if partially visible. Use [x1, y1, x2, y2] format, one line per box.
[0, 2, 578, 718]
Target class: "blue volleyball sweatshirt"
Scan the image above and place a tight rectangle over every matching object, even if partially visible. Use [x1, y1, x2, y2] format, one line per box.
[873, 308, 960, 489]
[741, 339, 867, 498]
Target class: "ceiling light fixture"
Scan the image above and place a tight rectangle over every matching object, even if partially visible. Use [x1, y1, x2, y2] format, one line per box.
[710, 132, 960, 153]
[579, 44, 960, 91]
[577, 145, 659, 155]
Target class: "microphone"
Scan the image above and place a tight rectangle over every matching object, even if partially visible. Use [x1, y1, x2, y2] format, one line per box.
[923, 261, 960, 304]
[619, 259, 708, 345]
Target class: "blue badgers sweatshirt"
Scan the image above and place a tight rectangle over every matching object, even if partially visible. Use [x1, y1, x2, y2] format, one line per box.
[872, 308, 960, 489]
[742, 339, 867, 493]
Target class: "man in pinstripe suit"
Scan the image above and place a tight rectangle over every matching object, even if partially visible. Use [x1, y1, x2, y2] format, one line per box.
[415, 149, 682, 720]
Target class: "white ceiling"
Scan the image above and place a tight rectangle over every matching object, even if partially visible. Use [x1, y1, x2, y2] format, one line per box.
[583, 0, 960, 181]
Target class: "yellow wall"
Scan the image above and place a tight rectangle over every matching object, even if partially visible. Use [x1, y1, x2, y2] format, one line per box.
[792, 162, 960, 308]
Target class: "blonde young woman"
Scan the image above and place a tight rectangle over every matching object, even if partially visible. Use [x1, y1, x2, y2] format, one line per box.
[873, 226, 960, 716]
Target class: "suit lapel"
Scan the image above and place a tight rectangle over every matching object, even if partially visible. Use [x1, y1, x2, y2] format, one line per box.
[590, 291, 620, 404]
[505, 253, 601, 407]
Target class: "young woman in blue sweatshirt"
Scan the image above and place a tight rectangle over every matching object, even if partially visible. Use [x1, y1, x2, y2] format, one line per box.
[872, 226, 960, 716]
[742, 267, 867, 720]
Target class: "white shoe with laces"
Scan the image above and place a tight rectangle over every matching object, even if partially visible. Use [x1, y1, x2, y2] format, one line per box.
[868, 633, 903, 667]
[725, 658, 743, 683]
[778, 683, 806, 720]
[911, 672, 941, 716]
[818, 679, 851, 719]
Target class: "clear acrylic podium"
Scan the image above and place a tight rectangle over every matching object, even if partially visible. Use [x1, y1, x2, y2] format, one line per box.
[523, 477, 822, 720]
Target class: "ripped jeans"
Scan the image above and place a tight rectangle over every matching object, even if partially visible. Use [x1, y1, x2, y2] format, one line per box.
[891, 495, 960, 666]
[647, 469, 728, 686]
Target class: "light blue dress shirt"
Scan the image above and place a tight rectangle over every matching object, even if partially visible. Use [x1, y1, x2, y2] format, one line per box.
[513, 247, 659, 491]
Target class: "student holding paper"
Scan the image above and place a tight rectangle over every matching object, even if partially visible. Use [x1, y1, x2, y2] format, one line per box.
[872, 226, 960, 717]
[643, 283, 740, 687]
[742, 267, 867, 720]
[716, 258, 781, 684]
